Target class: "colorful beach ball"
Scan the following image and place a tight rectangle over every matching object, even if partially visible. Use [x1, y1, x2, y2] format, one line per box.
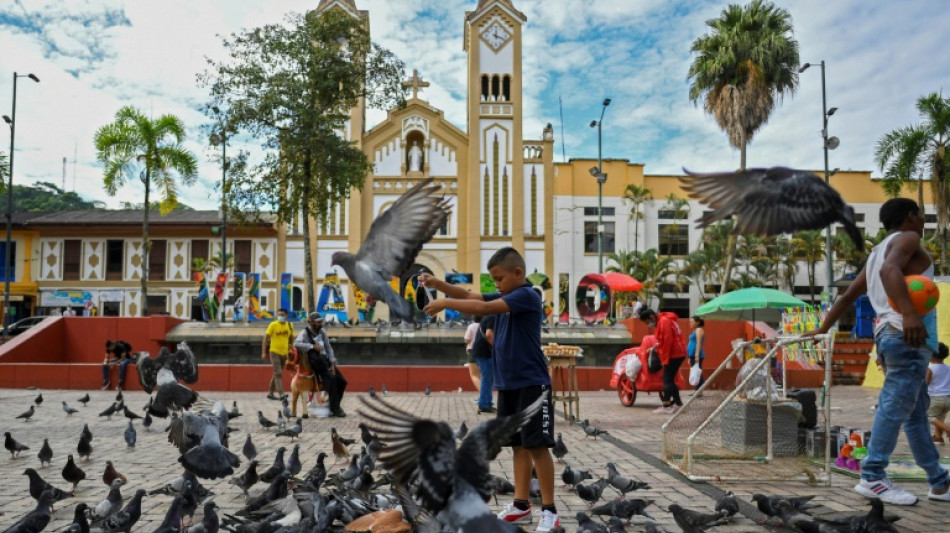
[887, 275, 940, 315]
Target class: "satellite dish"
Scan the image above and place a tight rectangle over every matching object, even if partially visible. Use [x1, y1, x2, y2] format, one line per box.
[825, 136, 840, 150]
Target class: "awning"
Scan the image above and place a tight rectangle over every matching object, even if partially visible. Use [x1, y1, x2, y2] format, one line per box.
[601, 272, 643, 292]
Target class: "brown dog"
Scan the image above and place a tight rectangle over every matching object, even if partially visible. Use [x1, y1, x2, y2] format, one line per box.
[285, 349, 323, 417]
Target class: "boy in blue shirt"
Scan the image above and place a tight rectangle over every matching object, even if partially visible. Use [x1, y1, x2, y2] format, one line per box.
[421, 247, 558, 532]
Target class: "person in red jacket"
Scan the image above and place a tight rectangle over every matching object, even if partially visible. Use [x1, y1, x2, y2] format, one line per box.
[639, 308, 687, 413]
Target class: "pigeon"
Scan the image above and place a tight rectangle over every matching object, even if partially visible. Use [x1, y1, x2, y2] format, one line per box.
[592, 499, 654, 523]
[115, 389, 123, 402]
[358, 393, 544, 532]
[276, 418, 303, 440]
[338, 454, 361, 484]
[242, 433, 257, 461]
[229, 460, 259, 496]
[368, 387, 376, 398]
[124, 421, 136, 449]
[154, 491, 186, 533]
[81, 424, 93, 442]
[240, 471, 290, 515]
[137, 342, 200, 417]
[24, 468, 73, 504]
[34, 393, 43, 405]
[184, 501, 219, 533]
[37, 439, 53, 467]
[330, 178, 451, 323]
[148, 471, 212, 500]
[644, 522, 669, 533]
[381, 384, 388, 396]
[562, 464, 593, 488]
[359, 423, 377, 446]
[608, 517, 629, 533]
[6, 431, 29, 458]
[77, 393, 90, 407]
[286, 444, 302, 476]
[679, 167, 864, 249]
[61, 454, 86, 490]
[488, 474, 515, 503]
[228, 400, 241, 419]
[715, 491, 739, 519]
[576, 478, 611, 507]
[281, 397, 293, 419]
[331, 428, 350, 462]
[122, 406, 141, 420]
[16, 405, 36, 421]
[99, 402, 120, 420]
[62, 401, 79, 416]
[576, 511, 608, 533]
[4, 489, 56, 533]
[455, 421, 469, 441]
[258, 410, 276, 430]
[425, 384, 432, 395]
[99, 488, 145, 533]
[305, 452, 328, 489]
[77, 433, 93, 461]
[88, 480, 124, 523]
[582, 419, 608, 439]
[667, 504, 729, 533]
[605, 462, 650, 497]
[102, 461, 127, 486]
[553, 433, 569, 462]
[142, 411, 153, 431]
[66, 502, 90, 533]
[259, 447, 286, 483]
[833, 497, 900, 533]
[333, 427, 356, 447]
[752, 493, 817, 520]
[168, 402, 240, 479]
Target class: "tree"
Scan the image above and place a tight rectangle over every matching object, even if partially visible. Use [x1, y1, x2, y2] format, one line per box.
[622, 184, 652, 252]
[94, 106, 198, 316]
[875, 92, 950, 275]
[832, 230, 868, 278]
[4, 182, 102, 212]
[0, 151, 7, 188]
[687, 0, 800, 294]
[119, 200, 194, 211]
[200, 7, 406, 311]
[792, 230, 825, 302]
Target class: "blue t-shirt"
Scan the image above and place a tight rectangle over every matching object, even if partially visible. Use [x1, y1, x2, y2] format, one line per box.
[484, 284, 550, 390]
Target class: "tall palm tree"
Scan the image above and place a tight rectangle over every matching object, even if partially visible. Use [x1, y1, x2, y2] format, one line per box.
[94, 106, 198, 316]
[660, 193, 690, 260]
[773, 238, 799, 292]
[687, 0, 800, 294]
[875, 92, 950, 274]
[605, 250, 639, 275]
[792, 230, 825, 302]
[622, 184, 652, 252]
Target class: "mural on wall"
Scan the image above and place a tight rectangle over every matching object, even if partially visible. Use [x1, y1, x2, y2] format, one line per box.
[232, 273, 246, 322]
[195, 272, 211, 322]
[318, 272, 348, 323]
[558, 273, 570, 323]
[212, 272, 229, 321]
[353, 284, 376, 323]
[576, 274, 609, 323]
[527, 271, 553, 319]
[280, 272, 293, 314]
[247, 273, 271, 321]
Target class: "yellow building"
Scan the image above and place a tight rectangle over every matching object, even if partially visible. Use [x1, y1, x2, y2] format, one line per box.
[0, 213, 40, 325]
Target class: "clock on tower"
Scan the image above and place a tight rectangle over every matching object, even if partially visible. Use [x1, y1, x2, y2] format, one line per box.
[482, 21, 511, 50]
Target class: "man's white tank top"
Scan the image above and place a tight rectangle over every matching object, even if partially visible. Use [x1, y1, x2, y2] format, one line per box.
[865, 231, 934, 336]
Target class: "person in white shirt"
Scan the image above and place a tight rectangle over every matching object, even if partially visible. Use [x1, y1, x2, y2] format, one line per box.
[463, 316, 482, 391]
[928, 343, 950, 444]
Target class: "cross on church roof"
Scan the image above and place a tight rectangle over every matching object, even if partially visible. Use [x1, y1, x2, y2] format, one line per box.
[402, 69, 430, 100]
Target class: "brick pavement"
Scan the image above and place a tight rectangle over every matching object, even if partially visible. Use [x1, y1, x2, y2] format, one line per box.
[0, 384, 947, 531]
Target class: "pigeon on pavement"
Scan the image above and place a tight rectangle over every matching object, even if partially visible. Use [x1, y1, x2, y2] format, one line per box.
[37, 439, 53, 467]
[715, 491, 739, 518]
[257, 411, 276, 430]
[605, 462, 650, 497]
[576, 478, 610, 507]
[98, 402, 120, 420]
[153, 491, 186, 533]
[62, 401, 79, 416]
[561, 464, 593, 488]
[16, 405, 36, 422]
[553, 433, 569, 462]
[454, 421, 468, 441]
[276, 418, 303, 440]
[102, 461, 127, 486]
[286, 443, 302, 476]
[331, 428, 350, 462]
[228, 400, 241, 420]
[229, 460, 259, 496]
[331, 178, 450, 323]
[5, 432, 29, 458]
[4, 489, 56, 533]
[65, 502, 89, 533]
[258, 447, 286, 484]
[591, 498, 654, 523]
[122, 406, 141, 420]
[34, 393, 43, 406]
[582, 419, 608, 439]
[608, 517, 628, 533]
[668, 503, 729, 533]
[77, 433, 93, 461]
[124, 421, 136, 449]
[679, 167, 864, 249]
[81, 424, 92, 442]
[752, 493, 817, 520]
[23, 468, 73, 504]
[576, 511, 608, 533]
[99, 488, 145, 533]
[242, 433, 257, 461]
[77, 393, 90, 407]
[88, 480, 124, 524]
[184, 501, 219, 533]
[142, 411, 152, 431]
[61, 455, 86, 490]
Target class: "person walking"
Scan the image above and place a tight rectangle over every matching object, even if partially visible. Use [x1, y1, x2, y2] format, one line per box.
[638, 308, 687, 413]
[808, 198, 948, 505]
[472, 314, 497, 413]
[687, 315, 706, 389]
[295, 312, 348, 417]
[262, 308, 293, 400]
[463, 316, 482, 391]
[421, 247, 559, 532]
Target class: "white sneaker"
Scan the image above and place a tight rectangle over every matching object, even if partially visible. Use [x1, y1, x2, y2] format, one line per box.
[855, 478, 919, 505]
[497, 503, 532, 524]
[653, 406, 672, 414]
[928, 486, 950, 502]
[535, 510, 559, 532]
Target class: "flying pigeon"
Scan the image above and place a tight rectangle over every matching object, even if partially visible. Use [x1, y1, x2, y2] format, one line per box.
[5, 431, 29, 458]
[330, 178, 450, 323]
[77, 393, 90, 407]
[16, 405, 36, 421]
[137, 342, 199, 417]
[62, 401, 79, 416]
[167, 402, 239, 479]
[679, 167, 864, 249]
[61, 455, 86, 491]
[37, 439, 53, 467]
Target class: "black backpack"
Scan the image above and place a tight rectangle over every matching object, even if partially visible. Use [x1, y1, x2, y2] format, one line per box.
[305, 328, 331, 374]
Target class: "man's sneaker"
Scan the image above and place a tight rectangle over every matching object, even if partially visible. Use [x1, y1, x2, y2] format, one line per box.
[928, 485, 950, 502]
[101, 381, 111, 391]
[653, 406, 672, 414]
[535, 510, 559, 532]
[855, 478, 919, 505]
[497, 503, 532, 524]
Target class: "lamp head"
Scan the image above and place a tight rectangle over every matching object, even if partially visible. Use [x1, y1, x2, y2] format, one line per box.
[827, 107, 838, 117]
[27, 74, 39, 83]
[603, 98, 612, 107]
[798, 63, 811, 73]
[589, 167, 599, 177]
[589, 120, 598, 128]
[2, 115, 11, 125]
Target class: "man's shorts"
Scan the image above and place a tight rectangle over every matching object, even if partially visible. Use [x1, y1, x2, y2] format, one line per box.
[497, 384, 555, 449]
[928, 395, 950, 421]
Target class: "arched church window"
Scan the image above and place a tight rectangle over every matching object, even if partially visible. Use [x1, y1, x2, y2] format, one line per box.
[491, 75, 500, 101]
[481, 75, 489, 101]
[502, 75, 511, 101]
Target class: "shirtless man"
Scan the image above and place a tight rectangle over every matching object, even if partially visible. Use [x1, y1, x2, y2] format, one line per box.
[809, 198, 948, 505]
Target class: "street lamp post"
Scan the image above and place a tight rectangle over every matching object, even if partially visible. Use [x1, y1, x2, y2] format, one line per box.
[589, 98, 611, 273]
[211, 107, 229, 323]
[799, 61, 839, 299]
[2, 72, 39, 336]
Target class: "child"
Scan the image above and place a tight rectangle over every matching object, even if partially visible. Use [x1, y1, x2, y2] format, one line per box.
[927, 343, 950, 444]
[420, 247, 558, 532]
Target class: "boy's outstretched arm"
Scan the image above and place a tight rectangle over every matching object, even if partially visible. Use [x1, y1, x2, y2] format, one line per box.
[424, 297, 509, 318]
[417, 273, 480, 300]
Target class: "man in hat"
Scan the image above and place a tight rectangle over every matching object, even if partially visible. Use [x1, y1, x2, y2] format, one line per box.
[295, 312, 348, 417]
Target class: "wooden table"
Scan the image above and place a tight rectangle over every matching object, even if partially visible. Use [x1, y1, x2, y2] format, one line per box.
[545, 343, 581, 421]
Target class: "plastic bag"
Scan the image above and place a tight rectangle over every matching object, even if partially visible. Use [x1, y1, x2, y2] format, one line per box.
[736, 357, 779, 401]
[647, 347, 662, 373]
[689, 362, 702, 386]
[626, 354, 642, 381]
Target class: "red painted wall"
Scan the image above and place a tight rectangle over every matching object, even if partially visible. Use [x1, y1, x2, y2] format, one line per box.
[622, 317, 775, 369]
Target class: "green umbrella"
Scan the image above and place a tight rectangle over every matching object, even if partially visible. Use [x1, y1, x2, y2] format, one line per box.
[695, 287, 807, 323]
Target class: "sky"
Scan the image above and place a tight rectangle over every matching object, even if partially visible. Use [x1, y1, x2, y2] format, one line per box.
[0, 0, 948, 210]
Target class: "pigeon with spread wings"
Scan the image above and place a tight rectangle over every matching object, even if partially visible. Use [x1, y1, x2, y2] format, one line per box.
[137, 341, 199, 417]
[331, 178, 450, 323]
[679, 167, 864, 249]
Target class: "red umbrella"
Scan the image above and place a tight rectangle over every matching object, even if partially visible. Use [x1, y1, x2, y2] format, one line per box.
[603, 272, 642, 292]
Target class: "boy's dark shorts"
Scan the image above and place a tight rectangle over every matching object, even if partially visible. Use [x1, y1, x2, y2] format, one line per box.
[497, 384, 555, 449]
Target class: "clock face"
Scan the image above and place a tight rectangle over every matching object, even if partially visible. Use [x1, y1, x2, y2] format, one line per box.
[482, 22, 511, 50]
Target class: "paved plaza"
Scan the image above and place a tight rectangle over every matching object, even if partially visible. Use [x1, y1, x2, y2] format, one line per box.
[0, 384, 947, 531]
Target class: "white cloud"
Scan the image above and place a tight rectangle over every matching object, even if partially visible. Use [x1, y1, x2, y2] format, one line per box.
[1, 0, 948, 210]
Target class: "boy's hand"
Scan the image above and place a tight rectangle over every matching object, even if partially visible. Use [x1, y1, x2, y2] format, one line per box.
[423, 299, 446, 317]
[417, 273, 436, 289]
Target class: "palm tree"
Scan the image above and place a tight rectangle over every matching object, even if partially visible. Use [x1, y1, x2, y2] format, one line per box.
[682, 248, 720, 302]
[833, 230, 868, 278]
[622, 184, 652, 252]
[792, 230, 825, 302]
[687, 0, 800, 294]
[605, 250, 639, 275]
[773, 238, 799, 292]
[660, 193, 690, 260]
[94, 106, 198, 316]
[875, 92, 950, 274]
